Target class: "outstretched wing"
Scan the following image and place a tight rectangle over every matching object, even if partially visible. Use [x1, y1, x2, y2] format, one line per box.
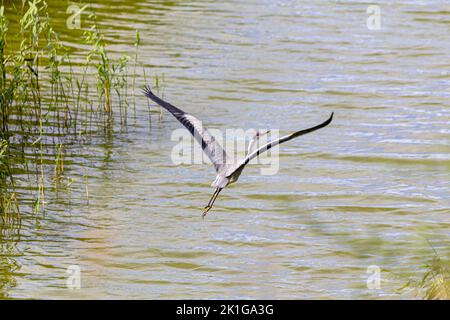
[143, 86, 229, 172]
[232, 112, 334, 175]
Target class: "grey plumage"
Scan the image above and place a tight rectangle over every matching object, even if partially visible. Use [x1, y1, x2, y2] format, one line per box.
[143, 86, 333, 217]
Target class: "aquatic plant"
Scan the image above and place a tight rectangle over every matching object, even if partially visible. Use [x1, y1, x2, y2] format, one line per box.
[53, 143, 64, 180]
[0, 139, 20, 222]
[83, 17, 133, 118]
[418, 252, 449, 299]
[398, 248, 450, 300]
[0, 0, 151, 217]
[132, 29, 141, 112]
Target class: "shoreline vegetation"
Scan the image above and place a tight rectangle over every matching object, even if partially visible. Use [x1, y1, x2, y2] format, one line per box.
[0, 0, 160, 220]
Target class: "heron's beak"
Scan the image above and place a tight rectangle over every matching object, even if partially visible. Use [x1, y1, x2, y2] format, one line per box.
[203, 188, 222, 218]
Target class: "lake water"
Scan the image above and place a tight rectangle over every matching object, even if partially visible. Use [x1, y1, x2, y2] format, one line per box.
[0, 0, 449, 299]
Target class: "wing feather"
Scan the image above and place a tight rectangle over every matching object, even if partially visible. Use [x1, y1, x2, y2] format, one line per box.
[232, 112, 334, 175]
[143, 86, 228, 172]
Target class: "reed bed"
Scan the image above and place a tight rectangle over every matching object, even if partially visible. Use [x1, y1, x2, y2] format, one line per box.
[0, 0, 145, 219]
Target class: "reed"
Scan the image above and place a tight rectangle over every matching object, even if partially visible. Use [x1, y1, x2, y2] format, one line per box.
[418, 250, 449, 299]
[397, 248, 450, 300]
[132, 29, 141, 113]
[0, 0, 150, 219]
[84, 17, 132, 118]
[53, 143, 64, 180]
[0, 139, 20, 223]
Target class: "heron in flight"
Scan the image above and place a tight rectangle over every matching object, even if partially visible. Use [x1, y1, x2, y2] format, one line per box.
[143, 86, 333, 217]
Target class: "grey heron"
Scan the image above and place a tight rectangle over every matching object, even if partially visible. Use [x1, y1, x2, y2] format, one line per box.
[143, 86, 333, 217]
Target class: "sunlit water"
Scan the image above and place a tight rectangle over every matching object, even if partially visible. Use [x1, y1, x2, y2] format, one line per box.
[1, 0, 449, 299]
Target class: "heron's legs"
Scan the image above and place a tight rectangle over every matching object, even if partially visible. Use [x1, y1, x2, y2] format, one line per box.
[203, 188, 222, 218]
